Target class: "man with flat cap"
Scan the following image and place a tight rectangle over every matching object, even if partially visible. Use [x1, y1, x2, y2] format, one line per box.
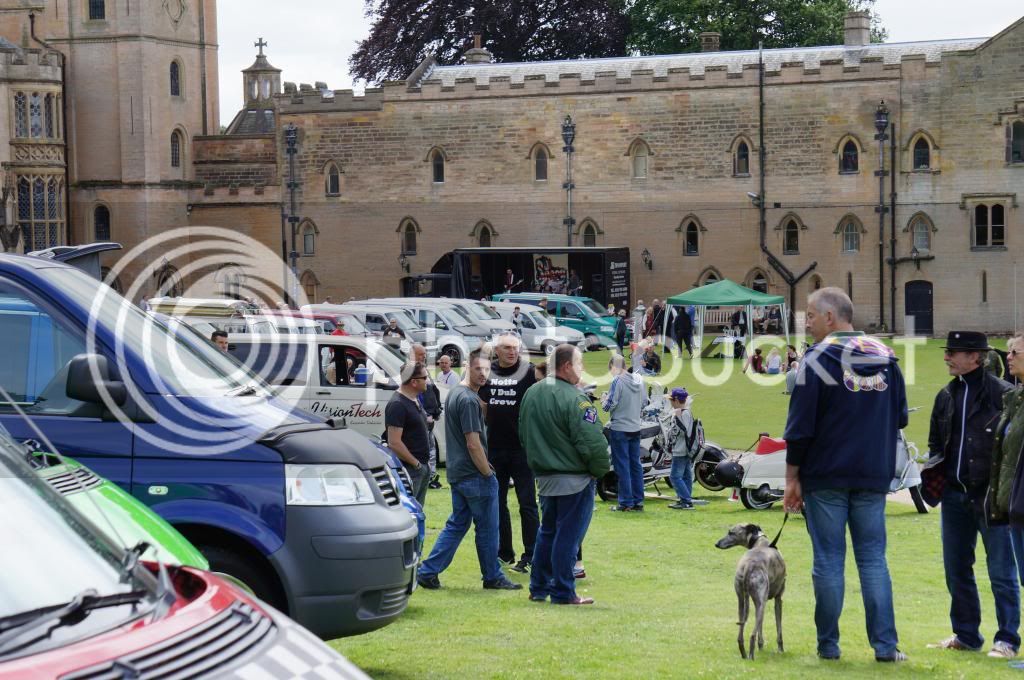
[925, 331, 1019, 658]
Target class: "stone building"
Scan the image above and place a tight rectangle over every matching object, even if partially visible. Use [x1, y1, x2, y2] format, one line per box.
[215, 11, 1020, 335]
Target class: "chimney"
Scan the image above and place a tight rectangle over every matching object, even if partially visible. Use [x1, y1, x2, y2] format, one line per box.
[464, 33, 492, 64]
[844, 11, 871, 47]
[699, 32, 721, 53]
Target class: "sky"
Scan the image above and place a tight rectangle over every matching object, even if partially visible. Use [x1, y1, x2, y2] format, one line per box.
[216, 1, 1024, 126]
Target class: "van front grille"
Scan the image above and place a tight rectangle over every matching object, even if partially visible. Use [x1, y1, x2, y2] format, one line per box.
[371, 466, 400, 506]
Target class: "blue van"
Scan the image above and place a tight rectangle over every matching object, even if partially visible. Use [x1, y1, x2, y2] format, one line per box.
[0, 254, 418, 639]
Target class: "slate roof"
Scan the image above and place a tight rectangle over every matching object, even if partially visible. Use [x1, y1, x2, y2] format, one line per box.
[416, 38, 987, 87]
[225, 109, 275, 135]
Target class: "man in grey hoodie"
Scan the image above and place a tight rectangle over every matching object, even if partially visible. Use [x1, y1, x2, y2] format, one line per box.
[602, 354, 649, 511]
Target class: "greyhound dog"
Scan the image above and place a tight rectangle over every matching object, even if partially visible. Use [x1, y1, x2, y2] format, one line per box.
[715, 523, 787, 660]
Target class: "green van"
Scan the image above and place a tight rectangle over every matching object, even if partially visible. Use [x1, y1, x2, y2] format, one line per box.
[492, 293, 617, 349]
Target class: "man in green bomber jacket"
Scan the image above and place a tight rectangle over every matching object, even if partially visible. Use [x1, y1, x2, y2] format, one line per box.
[519, 344, 609, 605]
[988, 334, 1024, 584]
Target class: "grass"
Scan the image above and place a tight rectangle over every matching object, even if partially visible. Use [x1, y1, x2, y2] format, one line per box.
[337, 339, 1021, 679]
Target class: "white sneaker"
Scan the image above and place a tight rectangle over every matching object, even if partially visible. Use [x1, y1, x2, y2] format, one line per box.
[988, 641, 1018, 658]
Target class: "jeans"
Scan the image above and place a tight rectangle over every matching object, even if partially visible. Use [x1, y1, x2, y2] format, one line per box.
[609, 429, 644, 508]
[490, 447, 539, 564]
[669, 456, 693, 504]
[940, 489, 1020, 649]
[531, 481, 595, 603]
[418, 474, 503, 582]
[405, 462, 431, 511]
[1011, 527, 1024, 587]
[803, 489, 898, 658]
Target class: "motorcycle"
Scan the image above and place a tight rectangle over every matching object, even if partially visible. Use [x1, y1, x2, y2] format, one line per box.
[713, 418, 928, 514]
[591, 384, 728, 502]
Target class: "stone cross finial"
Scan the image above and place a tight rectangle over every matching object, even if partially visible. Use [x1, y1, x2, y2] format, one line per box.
[255, 38, 267, 56]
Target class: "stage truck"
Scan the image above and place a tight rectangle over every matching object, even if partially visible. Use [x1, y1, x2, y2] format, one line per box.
[403, 247, 631, 311]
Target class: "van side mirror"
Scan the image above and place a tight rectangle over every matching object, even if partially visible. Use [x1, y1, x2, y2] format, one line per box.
[66, 354, 127, 406]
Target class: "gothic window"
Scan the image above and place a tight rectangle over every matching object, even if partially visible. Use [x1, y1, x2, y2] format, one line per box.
[301, 271, 318, 301]
[170, 62, 181, 97]
[100, 267, 123, 295]
[700, 268, 721, 285]
[401, 220, 418, 255]
[1011, 121, 1024, 164]
[911, 215, 932, 252]
[534, 148, 548, 181]
[478, 224, 492, 247]
[430, 149, 445, 183]
[913, 137, 930, 170]
[783, 219, 800, 254]
[170, 131, 182, 168]
[629, 140, 650, 179]
[157, 265, 183, 297]
[88, 0, 105, 20]
[94, 205, 111, 241]
[972, 204, 1005, 248]
[44, 94, 54, 138]
[684, 221, 699, 256]
[14, 92, 26, 138]
[842, 221, 860, 252]
[840, 139, 859, 173]
[16, 175, 64, 252]
[29, 93, 42, 138]
[302, 223, 316, 256]
[324, 163, 340, 196]
[582, 223, 597, 247]
[734, 141, 750, 175]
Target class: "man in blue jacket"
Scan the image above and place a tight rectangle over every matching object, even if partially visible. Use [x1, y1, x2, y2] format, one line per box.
[782, 287, 908, 663]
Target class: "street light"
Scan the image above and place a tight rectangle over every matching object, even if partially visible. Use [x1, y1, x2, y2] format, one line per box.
[873, 100, 890, 330]
[561, 115, 576, 247]
[284, 123, 301, 305]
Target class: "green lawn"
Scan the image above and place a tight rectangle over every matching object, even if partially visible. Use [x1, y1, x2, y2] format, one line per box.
[338, 339, 1021, 679]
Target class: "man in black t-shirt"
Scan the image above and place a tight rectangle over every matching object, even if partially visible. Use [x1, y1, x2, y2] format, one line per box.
[480, 334, 538, 573]
[385, 361, 431, 508]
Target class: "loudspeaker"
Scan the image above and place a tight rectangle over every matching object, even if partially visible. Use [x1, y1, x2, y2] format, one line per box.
[470, 274, 484, 300]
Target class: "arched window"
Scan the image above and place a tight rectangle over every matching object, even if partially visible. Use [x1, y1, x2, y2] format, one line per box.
[478, 224, 492, 247]
[699, 268, 721, 286]
[783, 219, 799, 254]
[582, 224, 597, 247]
[629, 139, 650, 179]
[840, 139, 859, 173]
[734, 141, 750, 175]
[324, 163, 341, 196]
[400, 220, 418, 255]
[170, 61, 181, 97]
[684, 221, 699, 256]
[430, 149, 445, 183]
[13, 92, 26, 138]
[913, 137, 930, 169]
[1011, 121, 1024, 164]
[88, 0, 105, 20]
[170, 131, 182, 168]
[747, 270, 768, 293]
[216, 266, 244, 298]
[842, 221, 860, 252]
[534, 148, 548, 181]
[157, 265, 183, 297]
[300, 270, 319, 302]
[44, 94, 54, 137]
[910, 216, 932, 252]
[302, 224, 316, 256]
[100, 267, 123, 295]
[94, 205, 110, 241]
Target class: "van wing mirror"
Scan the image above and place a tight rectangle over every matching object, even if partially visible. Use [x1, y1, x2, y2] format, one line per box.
[66, 354, 127, 406]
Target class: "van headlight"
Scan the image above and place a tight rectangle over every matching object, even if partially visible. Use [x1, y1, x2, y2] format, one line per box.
[285, 464, 376, 506]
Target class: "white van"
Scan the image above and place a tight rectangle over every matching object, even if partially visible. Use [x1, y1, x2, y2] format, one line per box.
[364, 297, 514, 335]
[227, 333, 449, 463]
[489, 301, 586, 356]
[352, 300, 491, 367]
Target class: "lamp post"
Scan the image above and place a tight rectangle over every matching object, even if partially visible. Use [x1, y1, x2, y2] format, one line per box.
[561, 115, 576, 247]
[284, 124, 300, 305]
[874, 100, 890, 331]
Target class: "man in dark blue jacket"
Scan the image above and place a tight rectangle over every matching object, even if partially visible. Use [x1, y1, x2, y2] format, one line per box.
[783, 288, 908, 663]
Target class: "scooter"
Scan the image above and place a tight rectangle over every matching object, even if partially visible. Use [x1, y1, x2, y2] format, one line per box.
[592, 384, 728, 502]
[714, 422, 928, 514]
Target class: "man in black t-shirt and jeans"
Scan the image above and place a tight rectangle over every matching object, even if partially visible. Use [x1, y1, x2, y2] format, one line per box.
[385, 361, 431, 509]
[481, 333, 538, 573]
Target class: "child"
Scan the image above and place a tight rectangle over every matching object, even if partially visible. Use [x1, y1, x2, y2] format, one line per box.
[666, 387, 705, 510]
[765, 347, 783, 374]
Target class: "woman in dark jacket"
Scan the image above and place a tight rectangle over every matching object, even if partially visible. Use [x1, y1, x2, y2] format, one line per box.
[988, 335, 1024, 582]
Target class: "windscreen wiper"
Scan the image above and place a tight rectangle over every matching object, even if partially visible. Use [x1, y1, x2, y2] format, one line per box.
[0, 588, 149, 657]
[225, 383, 259, 397]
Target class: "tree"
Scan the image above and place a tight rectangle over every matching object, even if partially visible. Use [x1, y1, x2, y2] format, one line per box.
[350, 0, 631, 85]
[627, 0, 887, 56]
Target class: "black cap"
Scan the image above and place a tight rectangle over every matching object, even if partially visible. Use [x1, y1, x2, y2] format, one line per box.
[942, 331, 991, 352]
